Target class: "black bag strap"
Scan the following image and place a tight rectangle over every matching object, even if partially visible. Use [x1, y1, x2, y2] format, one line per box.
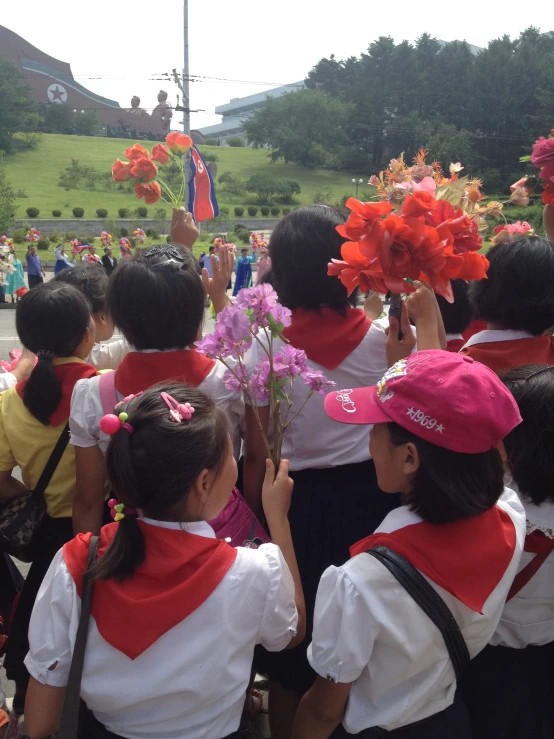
[32, 422, 71, 502]
[367, 545, 470, 681]
[58, 535, 100, 739]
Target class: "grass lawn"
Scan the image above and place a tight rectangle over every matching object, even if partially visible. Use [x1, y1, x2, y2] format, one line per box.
[4, 134, 366, 219]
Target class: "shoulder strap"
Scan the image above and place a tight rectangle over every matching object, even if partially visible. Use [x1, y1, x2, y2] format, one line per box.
[368, 545, 470, 681]
[58, 535, 100, 739]
[32, 422, 70, 501]
[98, 370, 118, 415]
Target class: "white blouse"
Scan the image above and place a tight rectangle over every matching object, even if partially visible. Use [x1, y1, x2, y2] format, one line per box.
[25, 519, 297, 739]
[70, 352, 245, 457]
[86, 338, 130, 371]
[308, 488, 526, 733]
[0, 372, 17, 394]
[244, 320, 390, 471]
[491, 481, 554, 648]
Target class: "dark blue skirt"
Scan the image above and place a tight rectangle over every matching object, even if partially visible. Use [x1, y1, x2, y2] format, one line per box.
[255, 459, 400, 694]
[461, 642, 554, 739]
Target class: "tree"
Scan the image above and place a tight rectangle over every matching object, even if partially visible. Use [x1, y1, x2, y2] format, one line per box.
[0, 153, 17, 234]
[276, 180, 301, 203]
[74, 109, 101, 136]
[244, 89, 353, 167]
[246, 175, 277, 204]
[41, 103, 75, 134]
[219, 171, 246, 197]
[0, 55, 42, 153]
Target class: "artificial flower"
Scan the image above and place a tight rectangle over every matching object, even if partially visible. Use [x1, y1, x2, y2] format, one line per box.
[400, 191, 437, 218]
[510, 188, 530, 207]
[336, 198, 392, 242]
[450, 162, 464, 174]
[530, 137, 554, 169]
[129, 157, 158, 183]
[166, 132, 193, 156]
[124, 143, 149, 161]
[112, 160, 131, 182]
[151, 144, 170, 165]
[510, 176, 534, 194]
[134, 181, 162, 205]
[543, 182, 554, 205]
[539, 161, 554, 184]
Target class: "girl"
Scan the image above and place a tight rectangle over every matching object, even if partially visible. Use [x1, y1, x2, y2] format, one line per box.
[54, 262, 130, 371]
[463, 236, 554, 371]
[233, 248, 255, 296]
[54, 244, 73, 275]
[0, 283, 96, 714]
[24, 384, 305, 739]
[5, 251, 26, 301]
[70, 244, 243, 536]
[243, 206, 445, 737]
[462, 364, 554, 738]
[293, 350, 526, 738]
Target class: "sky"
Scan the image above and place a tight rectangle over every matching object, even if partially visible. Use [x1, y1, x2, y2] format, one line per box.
[2, 1, 552, 130]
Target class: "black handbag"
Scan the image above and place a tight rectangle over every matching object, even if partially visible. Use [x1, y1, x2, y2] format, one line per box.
[367, 545, 470, 680]
[0, 422, 70, 563]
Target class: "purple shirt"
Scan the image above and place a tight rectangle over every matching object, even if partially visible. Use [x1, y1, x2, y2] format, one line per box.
[26, 253, 43, 276]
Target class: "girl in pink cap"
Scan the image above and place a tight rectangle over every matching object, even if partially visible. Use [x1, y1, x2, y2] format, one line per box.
[293, 350, 526, 739]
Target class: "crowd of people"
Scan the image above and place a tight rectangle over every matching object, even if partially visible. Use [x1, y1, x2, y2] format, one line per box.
[0, 203, 552, 739]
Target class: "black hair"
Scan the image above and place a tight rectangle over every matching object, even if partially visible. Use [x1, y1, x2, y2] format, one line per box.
[16, 283, 91, 425]
[470, 237, 554, 335]
[257, 268, 275, 288]
[106, 243, 204, 350]
[53, 262, 108, 314]
[209, 246, 215, 253]
[436, 279, 474, 335]
[387, 422, 504, 523]
[90, 383, 230, 581]
[241, 248, 248, 254]
[502, 364, 554, 505]
[104, 246, 111, 253]
[269, 205, 358, 314]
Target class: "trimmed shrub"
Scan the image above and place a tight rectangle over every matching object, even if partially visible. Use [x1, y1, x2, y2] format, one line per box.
[154, 208, 167, 220]
[247, 206, 258, 216]
[118, 208, 129, 218]
[52, 210, 62, 217]
[203, 152, 219, 162]
[120, 227, 128, 237]
[49, 231, 62, 244]
[282, 208, 291, 215]
[240, 231, 250, 244]
[26, 207, 40, 218]
[12, 229, 26, 244]
[136, 207, 148, 218]
[146, 228, 159, 239]
[260, 206, 270, 216]
[220, 206, 229, 216]
[234, 207, 245, 217]
[96, 208, 108, 218]
[64, 231, 77, 241]
[227, 136, 246, 147]
[72, 207, 84, 218]
[271, 207, 280, 216]
[37, 237, 50, 251]
[78, 234, 95, 245]
[166, 234, 172, 243]
[204, 138, 218, 146]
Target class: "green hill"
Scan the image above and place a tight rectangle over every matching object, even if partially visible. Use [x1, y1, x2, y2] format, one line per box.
[4, 134, 365, 219]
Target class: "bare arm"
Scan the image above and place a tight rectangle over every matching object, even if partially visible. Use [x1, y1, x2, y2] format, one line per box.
[544, 204, 554, 242]
[0, 469, 28, 502]
[72, 445, 106, 535]
[243, 404, 270, 518]
[292, 677, 352, 739]
[170, 207, 199, 249]
[25, 677, 66, 739]
[262, 459, 306, 649]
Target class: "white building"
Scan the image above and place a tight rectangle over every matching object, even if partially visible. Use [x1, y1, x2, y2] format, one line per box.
[198, 82, 304, 145]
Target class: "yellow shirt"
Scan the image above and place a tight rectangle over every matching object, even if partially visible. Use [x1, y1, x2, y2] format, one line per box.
[0, 357, 87, 519]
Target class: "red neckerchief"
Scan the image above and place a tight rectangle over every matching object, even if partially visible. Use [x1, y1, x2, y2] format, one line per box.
[461, 336, 554, 374]
[350, 506, 516, 614]
[446, 338, 465, 353]
[64, 522, 237, 660]
[281, 307, 372, 370]
[461, 320, 487, 343]
[507, 530, 554, 601]
[114, 350, 216, 396]
[16, 361, 97, 426]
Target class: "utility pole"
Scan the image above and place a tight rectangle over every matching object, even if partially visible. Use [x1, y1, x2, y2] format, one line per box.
[182, 0, 190, 138]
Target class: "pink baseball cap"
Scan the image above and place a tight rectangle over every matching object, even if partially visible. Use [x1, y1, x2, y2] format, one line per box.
[324, 350, 522, 454]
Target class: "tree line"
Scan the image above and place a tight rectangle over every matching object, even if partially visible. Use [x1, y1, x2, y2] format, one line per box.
[244, 28, 554, 186]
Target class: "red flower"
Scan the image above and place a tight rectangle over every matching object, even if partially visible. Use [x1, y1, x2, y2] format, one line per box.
[166, 132, 193, 155]
[400, 191, 437, 218]
[134, 182, 162, 205]
[151, 144, 170, 165]
[129, 157, 158, 183]
[425, 200, 482, 254]
[124, 143, 150, 161]
[336, 198, 392, 242]
[543, 183, 554, 205]
[112, 159, 131, 182]
[531, 137, 554, 169]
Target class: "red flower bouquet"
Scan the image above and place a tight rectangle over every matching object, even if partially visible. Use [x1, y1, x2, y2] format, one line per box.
[521, 127, 554, 205]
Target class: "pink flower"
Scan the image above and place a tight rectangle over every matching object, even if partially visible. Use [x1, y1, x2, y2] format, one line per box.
[539, 161, 554, 184]
[248, 360, 271, 403]
[223, 365, 248, 393]
[531, 137, 554, 169]
[273, 345, 308, 380]
[507, 221, 532, 235]
[301, 370, 335, 396]
[217, 306, 252, 342]
[413, 176, 437, 195]
[510, 188, 530, 207]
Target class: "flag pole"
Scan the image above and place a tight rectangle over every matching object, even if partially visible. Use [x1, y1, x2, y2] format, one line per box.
[183, 0, 191, 210]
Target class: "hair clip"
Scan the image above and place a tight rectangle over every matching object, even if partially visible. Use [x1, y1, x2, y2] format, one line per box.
[115, 392, 143, 410]
[100, 412, 134, 435]
[108, 498, 137, 522]
[161, 392, 195, 423]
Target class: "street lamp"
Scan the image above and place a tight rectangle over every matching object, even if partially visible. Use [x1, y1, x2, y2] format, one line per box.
[352, 178, 364, 198]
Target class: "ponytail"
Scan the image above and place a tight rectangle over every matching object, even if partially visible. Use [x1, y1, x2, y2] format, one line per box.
[23, 353, 62, 425]
[88, 515, 145, 582]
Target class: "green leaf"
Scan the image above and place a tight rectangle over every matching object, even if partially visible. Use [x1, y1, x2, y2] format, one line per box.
[274, 378, 289, 392]
[435, 176, 469, 207]
[519, 155, 532, 162]
[277, 389, 288, 401]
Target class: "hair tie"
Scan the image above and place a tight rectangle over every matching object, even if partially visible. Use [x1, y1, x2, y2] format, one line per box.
[100, 411, 134, 435]
[160, 392, 195, 423]
[37, 350, 55, 362]
[107, 498, 137, 522]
